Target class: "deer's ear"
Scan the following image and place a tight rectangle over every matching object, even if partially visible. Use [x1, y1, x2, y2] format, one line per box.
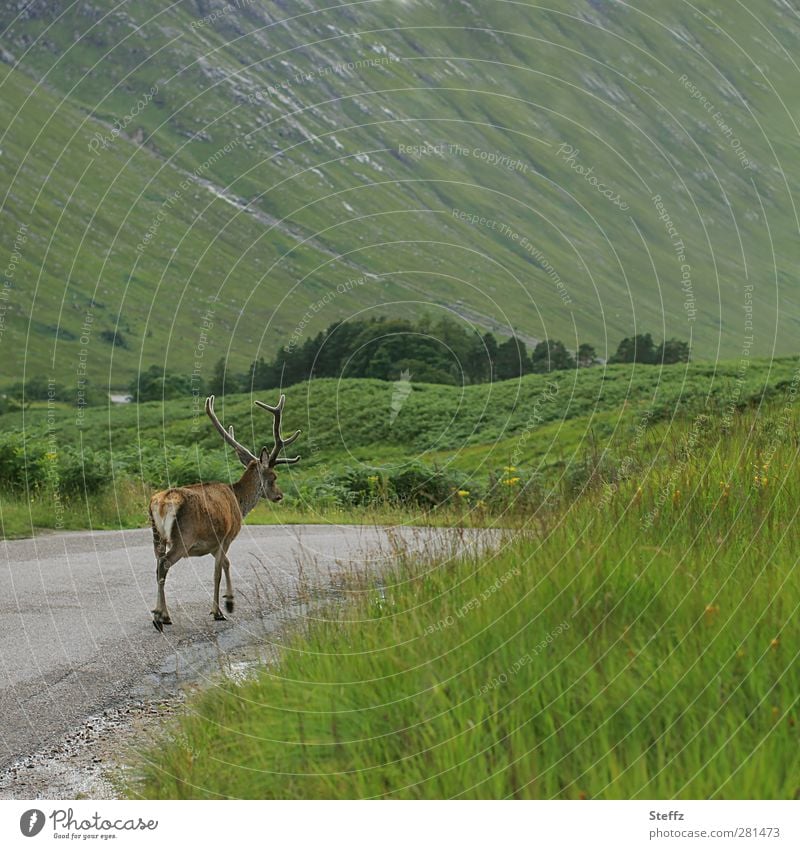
[259, 446, 271, 465]
[235, 447, 254, 468]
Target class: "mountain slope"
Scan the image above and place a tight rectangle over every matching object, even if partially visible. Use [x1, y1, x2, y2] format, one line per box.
[1, 0, 798, 390]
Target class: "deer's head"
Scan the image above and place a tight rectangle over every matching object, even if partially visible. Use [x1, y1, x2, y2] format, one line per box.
[205, 394, 301, 502]
[254, 452, 283, 502]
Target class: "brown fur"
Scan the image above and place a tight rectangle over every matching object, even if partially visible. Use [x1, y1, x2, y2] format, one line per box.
[149, 394, 299, 631]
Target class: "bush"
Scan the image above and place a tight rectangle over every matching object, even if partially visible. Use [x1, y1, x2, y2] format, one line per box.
[388, 463, 458, 506]
[0, 434, 110, 496]
[166, 447, 232, 487]
[294, 478, 352, 509]
[0, 434, 44, 492]
[320, 463, 462, 508]
[57, 446, 110, 495]
[333, 468, 387, 506]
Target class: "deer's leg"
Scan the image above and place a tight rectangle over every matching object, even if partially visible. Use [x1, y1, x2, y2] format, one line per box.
[211, 549, 226, 621]
[151, 520, 170, 629]
[152, 523, 166, 560]
[221, 547, 234, 613]
[152, 547, 182, 631]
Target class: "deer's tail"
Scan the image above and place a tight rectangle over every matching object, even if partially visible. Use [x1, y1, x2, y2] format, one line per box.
[149, 492, 185, 550]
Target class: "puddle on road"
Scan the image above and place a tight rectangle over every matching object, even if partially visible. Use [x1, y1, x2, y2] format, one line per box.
[130, 610, 299, 700]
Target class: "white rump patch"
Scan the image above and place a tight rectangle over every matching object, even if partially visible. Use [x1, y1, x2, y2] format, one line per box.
[153, 502, 178, 547]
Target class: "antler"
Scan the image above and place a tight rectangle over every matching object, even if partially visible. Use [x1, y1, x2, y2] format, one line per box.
[254, 394, 301, 466]
[205, 395, 257, 467]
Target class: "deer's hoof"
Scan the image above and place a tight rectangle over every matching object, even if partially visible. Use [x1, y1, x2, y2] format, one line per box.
[212, 610, 227, 621]
[224, 596, 234, 613]
[152, 609, 171, 627]
[152, 617, 164, 632]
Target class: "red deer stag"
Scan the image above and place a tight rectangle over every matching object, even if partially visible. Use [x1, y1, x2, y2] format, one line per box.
[148, 394, 300, 631]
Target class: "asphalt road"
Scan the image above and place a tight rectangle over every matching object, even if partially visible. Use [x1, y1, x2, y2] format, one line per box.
[0, 523, 482, 773]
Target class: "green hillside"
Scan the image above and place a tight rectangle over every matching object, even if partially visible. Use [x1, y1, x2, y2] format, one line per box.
[1, 0, 799, 393]
[8, 356, 800, 465]
[2, 358, 798, 537]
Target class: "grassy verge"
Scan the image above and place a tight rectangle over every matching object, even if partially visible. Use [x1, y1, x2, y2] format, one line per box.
[127, 404, 800, 799]
[0, 480, 148, 538]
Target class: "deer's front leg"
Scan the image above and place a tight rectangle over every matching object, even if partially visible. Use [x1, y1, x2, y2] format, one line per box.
[221, 548, 234, 613]
[212, 550, 226, 621]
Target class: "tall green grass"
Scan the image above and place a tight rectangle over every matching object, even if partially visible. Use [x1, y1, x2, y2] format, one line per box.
[129, 402, 800, 799]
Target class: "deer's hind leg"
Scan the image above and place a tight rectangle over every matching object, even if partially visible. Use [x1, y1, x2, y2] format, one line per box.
[152, 545, 185, 632]
[152, 522, 167, 561]
[150, 523, 170, 629]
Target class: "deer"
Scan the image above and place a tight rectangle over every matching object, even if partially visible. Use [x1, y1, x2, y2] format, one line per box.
[148, 394, 300, 631]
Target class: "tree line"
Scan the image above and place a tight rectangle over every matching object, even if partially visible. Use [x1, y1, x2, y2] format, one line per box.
[130, 320, 689, 401]
[0, 320, 690, 408]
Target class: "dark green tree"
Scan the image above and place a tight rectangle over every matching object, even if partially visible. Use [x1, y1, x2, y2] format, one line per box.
[464, 332, 491, 383]
[248, 356, 281, 391]
[130, 366, 194, 402]
[609, 333, 657, 364]
[209, 357, 242, 395]
[656, 338, 690, 364]
[577, 343, 597, 368]
[495, 336, 531, 380]
[530, 339, 575, 373]
[314, 322, 366, 378]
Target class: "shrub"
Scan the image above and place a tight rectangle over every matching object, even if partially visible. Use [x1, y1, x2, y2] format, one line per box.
[294, 478, 352, 509]
[388, 463, 459, 506]
[334, 468, 387, 506]
[0, 433, 36, 492]
[0, 434, 110, 496]
[57, 447, 110, 495]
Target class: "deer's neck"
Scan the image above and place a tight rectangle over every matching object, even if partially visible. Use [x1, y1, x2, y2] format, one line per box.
[232, 462, 261, 518]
